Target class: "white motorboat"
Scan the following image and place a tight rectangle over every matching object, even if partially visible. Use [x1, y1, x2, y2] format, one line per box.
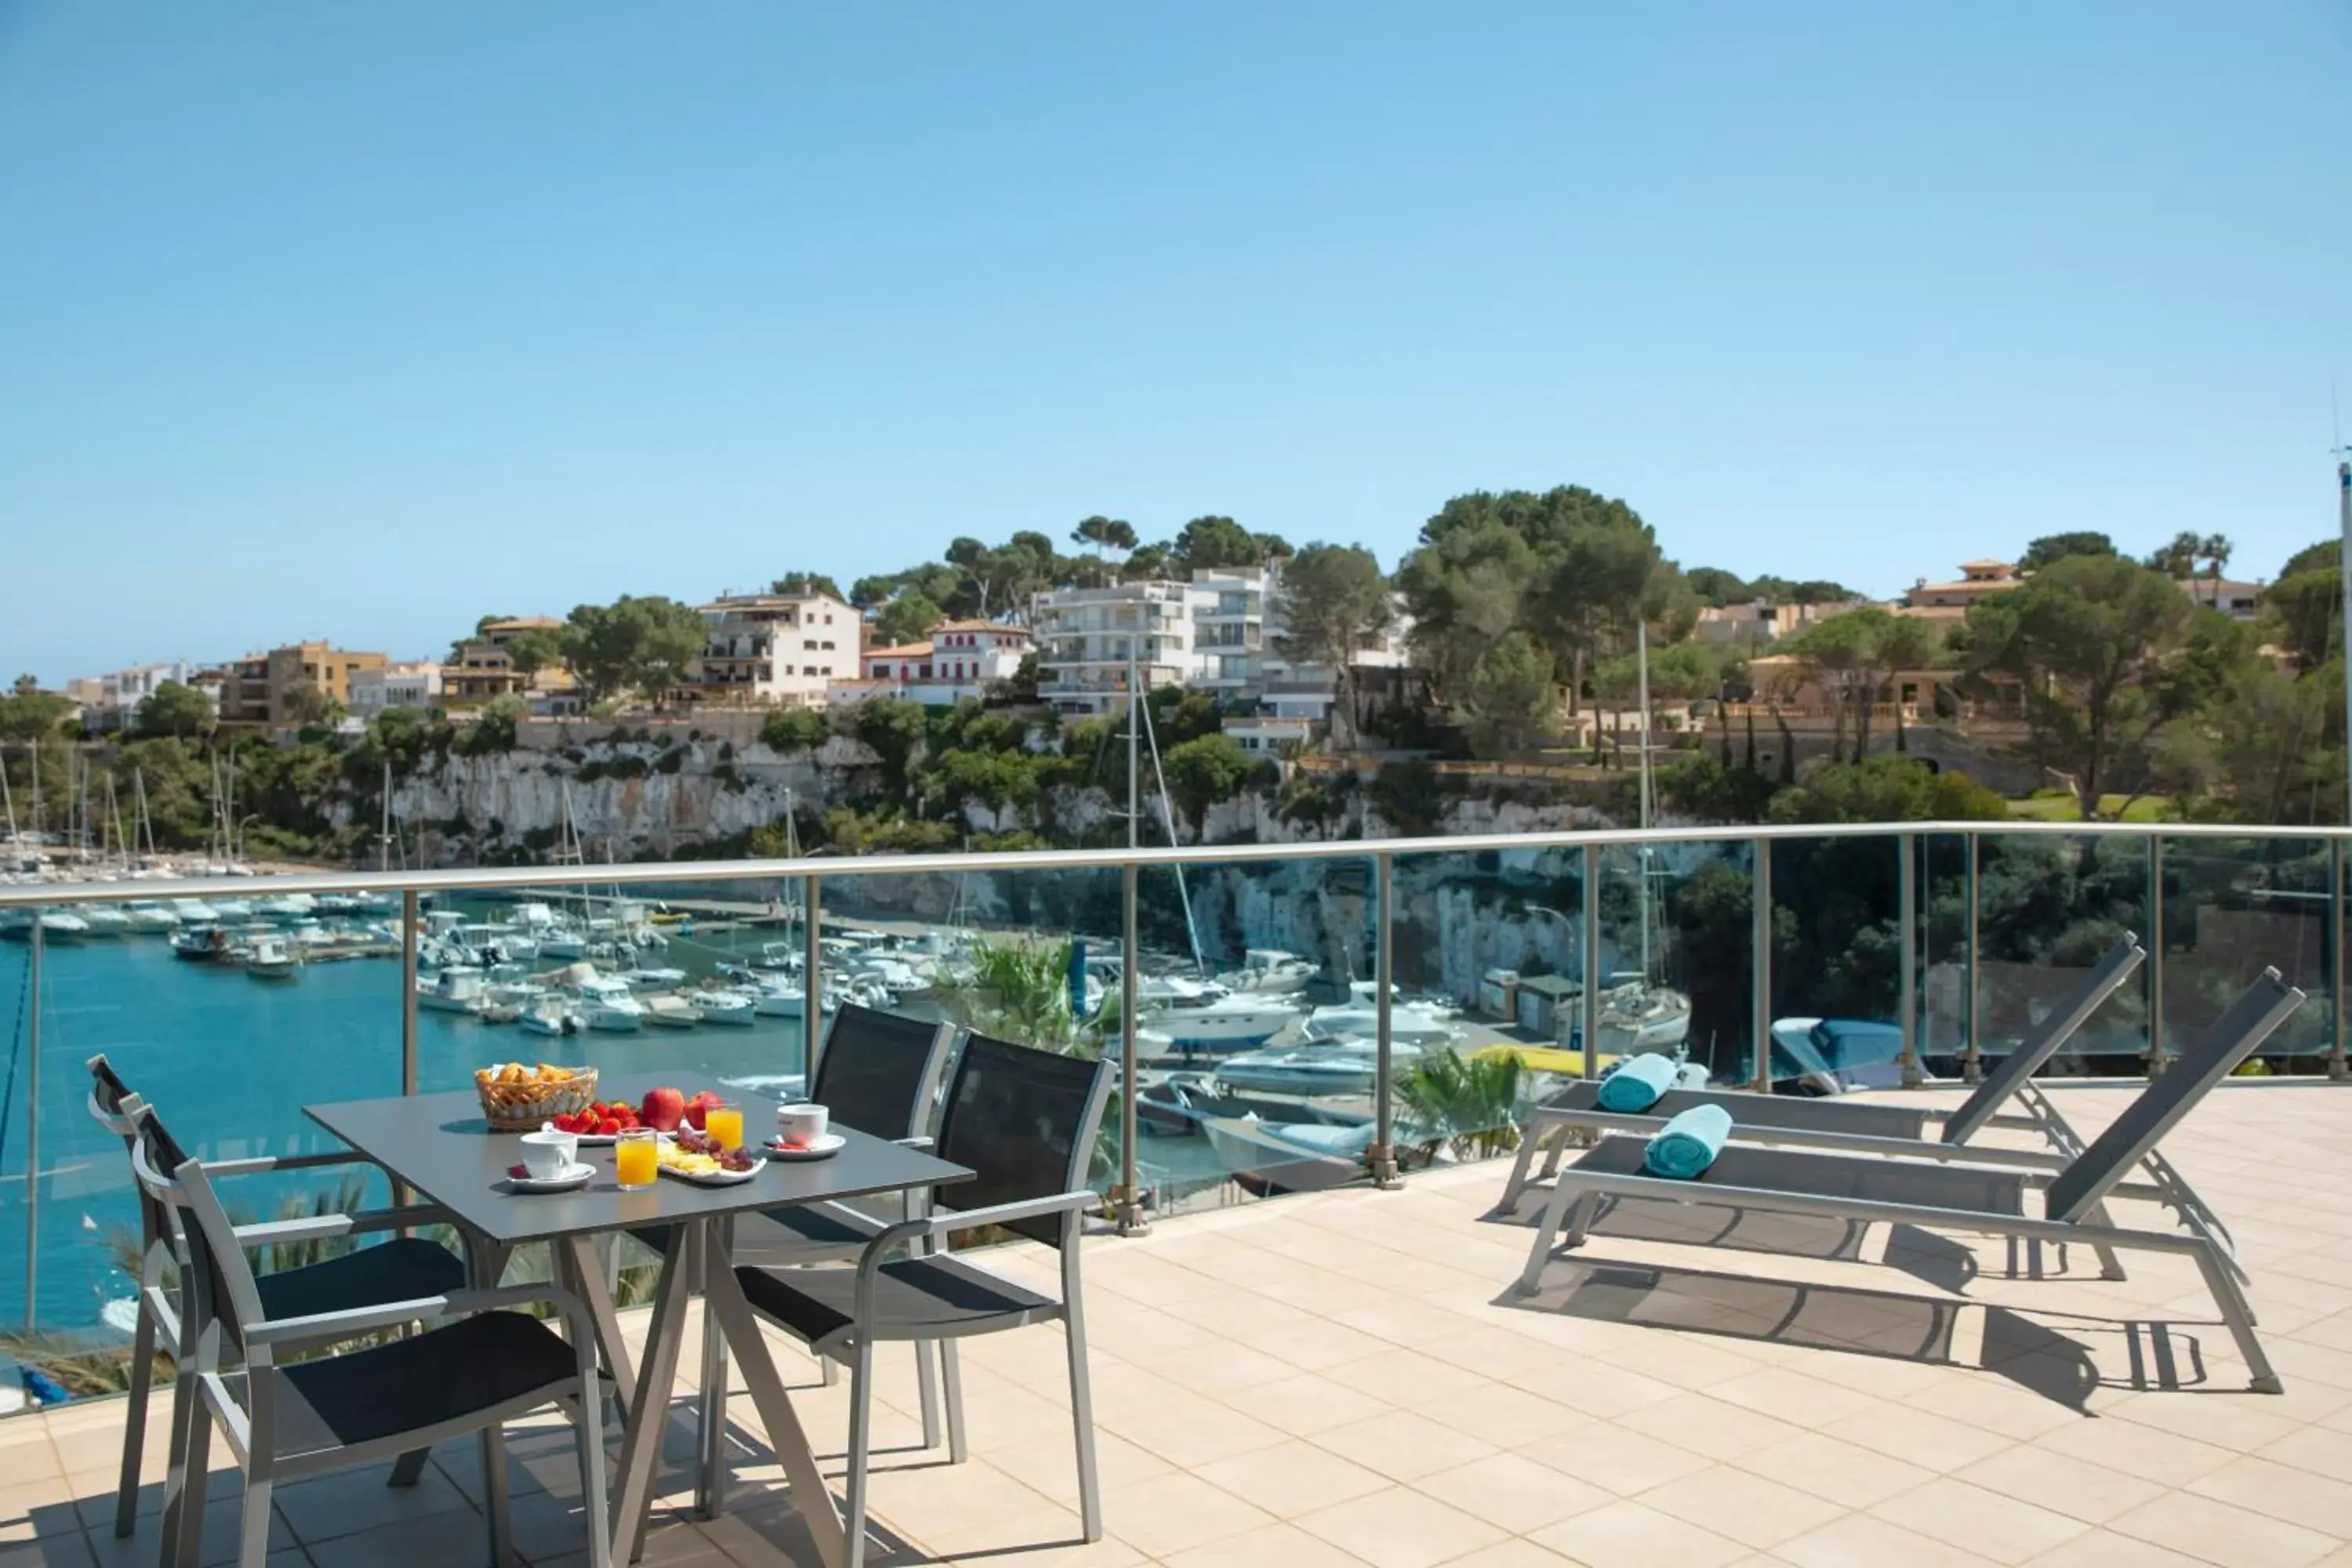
[244, 936, 300, 981]
[518, 992, 580, 1037]
[578, 975, 645, 1033]
[692, 990, 758, 1026]
[168, 897, 221, 924]
[1301, 983, 1461, 1048]
[0, 909, 90, 943]
[122, 901, 182, 932]
[1144, 993, 1300, 1052]
[1210, 1038, 1423, 1097]
[416, 969, 488, 1014]
[77, 906, 133, 937]
[620, 967, 688, 988]
[641, 994, 700, 1029]
[748, 978, 830, 1018]
[209, 898, 256, 920]
[1215, 949, 1317, 996]
[254, 893, 318, 920]
[1202, 1113, 1377, 1196]
[752, 942, 800, 972]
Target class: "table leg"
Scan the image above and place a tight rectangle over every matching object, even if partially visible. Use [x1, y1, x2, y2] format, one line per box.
[696, 1215, 733, 1519]
[612, 1224, 695, 1566]
[702, 1240, 851, 1568]
[562, 1234, 636, 1422]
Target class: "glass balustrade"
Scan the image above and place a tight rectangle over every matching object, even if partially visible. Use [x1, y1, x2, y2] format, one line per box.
[2, 822, 2347, 1398]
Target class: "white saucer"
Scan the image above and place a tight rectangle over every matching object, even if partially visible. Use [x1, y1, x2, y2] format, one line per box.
[503, 1160, 597, 1192]
[543, 1120, 670, 1146]
[764, 1133, 846, 1161]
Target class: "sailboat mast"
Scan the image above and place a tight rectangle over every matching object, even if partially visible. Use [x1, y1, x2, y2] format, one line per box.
[0, 743, 17, 851]
[379, 760, 393, 873]
[107, 771, 127, 870]
[133, 768, 154, 859]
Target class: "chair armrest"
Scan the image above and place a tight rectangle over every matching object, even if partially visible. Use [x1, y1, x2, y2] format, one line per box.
[245, 1283, 593, 1349]
[232, 1206, 456, 1247]
[892, 1136, 936, 1151]
[851, 1189, 1095, 1276]
[200, 1149, 382, 1178]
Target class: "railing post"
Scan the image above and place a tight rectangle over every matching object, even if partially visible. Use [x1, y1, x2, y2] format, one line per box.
[1115, 862, 1150, 1232]
[1898, 833, 1922, 1088]
[2147, 833, 2167, 1078]
[1580, 845, 1602, 1080]
[1962, 832, 1982, 1083]
[802, 873, 823, 1085]
[1751, 837, 1773, 1092]
[24, 914, 40, 1330]
[1369, 853, 1400, 1188]
[2332, 837, 2349, 1082]
[400, 891, 419, 1097]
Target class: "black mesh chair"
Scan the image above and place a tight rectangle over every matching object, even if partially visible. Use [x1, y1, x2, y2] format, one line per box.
[128, 1105, 612, 1568]
[731, 1033, 1115, 1568]
[81, 1055, 464, 1543]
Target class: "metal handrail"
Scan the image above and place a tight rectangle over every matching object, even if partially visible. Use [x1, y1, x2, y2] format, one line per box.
[5, 816, 2348, 908]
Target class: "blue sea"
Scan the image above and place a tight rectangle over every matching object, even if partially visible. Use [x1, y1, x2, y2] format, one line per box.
[0, 920, 1228, 1341]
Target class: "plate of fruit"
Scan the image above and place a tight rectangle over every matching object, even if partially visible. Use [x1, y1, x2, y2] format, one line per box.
[545, 1098, 656, 1145]
[655, 1127, 764, 1185]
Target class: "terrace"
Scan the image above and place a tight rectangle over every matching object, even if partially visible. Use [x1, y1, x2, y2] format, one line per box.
[3, 824, 2350, 1567]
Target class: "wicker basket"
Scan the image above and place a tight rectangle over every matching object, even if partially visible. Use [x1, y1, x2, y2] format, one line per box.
[474, 1065, 598, 1132]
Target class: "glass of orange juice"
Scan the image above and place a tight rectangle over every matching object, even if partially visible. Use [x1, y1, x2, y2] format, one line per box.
[615, 1128, 659, 1190]
[704, 1101, 744, 1154]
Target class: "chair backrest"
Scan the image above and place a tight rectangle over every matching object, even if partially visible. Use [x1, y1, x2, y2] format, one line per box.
[86, 1054, 136, 1127]
[126, 1104, 263, 1358]
[931, 1033, 1113, 1247]
[1940, 934, 2145, 1145]
[811, 1004, 956, 1142]
[2045, 967, 2305, 1223]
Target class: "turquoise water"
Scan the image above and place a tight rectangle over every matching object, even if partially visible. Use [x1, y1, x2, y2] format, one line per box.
[0, 919, 1232, 1340]
[0, 927, 820, 1338]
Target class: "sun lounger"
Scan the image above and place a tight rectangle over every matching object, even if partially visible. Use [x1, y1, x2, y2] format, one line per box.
[1500, 935, 2147, 1207]
[1512, 967, 2306, 1392]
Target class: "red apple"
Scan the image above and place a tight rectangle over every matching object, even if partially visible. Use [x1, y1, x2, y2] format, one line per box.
[683, 1089, 723, 1131]
[640, 1087, 687, 1133]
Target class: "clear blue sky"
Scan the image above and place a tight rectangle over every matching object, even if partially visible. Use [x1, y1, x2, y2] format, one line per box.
[4, 2, 2347, 683]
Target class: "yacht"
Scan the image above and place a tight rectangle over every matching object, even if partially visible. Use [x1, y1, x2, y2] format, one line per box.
[77, 906, 133, 938]
[1210, 1037, 1425, 1097]
[1599, 983, 1693, 1053]
[168, 897, 222, 924]
[1299, 988, 1462, 1048]
[122, 901, 182, 933]
[1215, 949, 1317, 996]
[577, 975, 646, 1033]
[416, 969, 488, 1014]
[1202, 1113, 1378, 1196]
[619, 966, 687, 988]
[1, 909, 92, 944]
[254, 893, 318, 920]
[1145, 992, 1301, 1053]
[691, 990, 758, 1026]
[209, 897, 256, 921]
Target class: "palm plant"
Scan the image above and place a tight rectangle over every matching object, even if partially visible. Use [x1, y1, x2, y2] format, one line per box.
[938, 935, 1106, 1060]
[1394, 1047, 1524, 1161]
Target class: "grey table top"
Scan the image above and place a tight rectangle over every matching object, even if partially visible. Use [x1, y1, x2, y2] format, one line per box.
[307, 1076, 971, 1247]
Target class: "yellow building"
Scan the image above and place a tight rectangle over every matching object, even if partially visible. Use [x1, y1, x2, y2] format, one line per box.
[220, 642, 388, 726]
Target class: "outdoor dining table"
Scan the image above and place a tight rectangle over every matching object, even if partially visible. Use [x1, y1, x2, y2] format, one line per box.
[305, 1077, 973, 1568]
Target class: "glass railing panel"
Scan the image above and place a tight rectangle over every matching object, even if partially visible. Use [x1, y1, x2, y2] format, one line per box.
[824, 862, 1126, 1214]
[1766, 833, 1904, 1090]
[2, 887, 408, 1392]
[1375, 844, 1577, 1174]
[2158, 835, 2333, 1068]
[1133, 852, 1381, 1217]
[1918, 832, 1975, 1077]
[1972, 832, 2151, 1071]
[1595, 838, 1756, 1085]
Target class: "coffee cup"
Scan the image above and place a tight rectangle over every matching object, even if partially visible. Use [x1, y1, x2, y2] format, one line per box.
[520, 1127, 578, 1181]
[775, 1103, 829, 1148]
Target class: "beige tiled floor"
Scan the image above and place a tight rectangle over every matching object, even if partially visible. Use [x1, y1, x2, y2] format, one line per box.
[8, 1078, 2352, 1568]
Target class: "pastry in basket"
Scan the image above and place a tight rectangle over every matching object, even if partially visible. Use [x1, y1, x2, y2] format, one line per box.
[474, 1062, 597, 1131]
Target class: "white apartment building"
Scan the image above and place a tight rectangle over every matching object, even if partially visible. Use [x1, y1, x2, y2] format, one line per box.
[858, 620, 1033, 706]
[77, 662, 194, 732]
[691, 590, 860, 709]
[1031, 581, 1205, 715]
[348, 661, 445, 715]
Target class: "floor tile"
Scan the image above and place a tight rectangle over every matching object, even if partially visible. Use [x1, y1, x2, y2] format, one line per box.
[1529, 1498, 1750, 1568]
[1292, 1486, 1507, 1568]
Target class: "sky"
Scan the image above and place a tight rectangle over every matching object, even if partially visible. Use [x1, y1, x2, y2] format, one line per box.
[3, 2, 2348, 683]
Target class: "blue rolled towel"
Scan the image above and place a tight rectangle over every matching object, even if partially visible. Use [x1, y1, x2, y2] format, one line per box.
[1643, 1103, 1733, 1179]
[1597, 1053, 1679, 1112]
